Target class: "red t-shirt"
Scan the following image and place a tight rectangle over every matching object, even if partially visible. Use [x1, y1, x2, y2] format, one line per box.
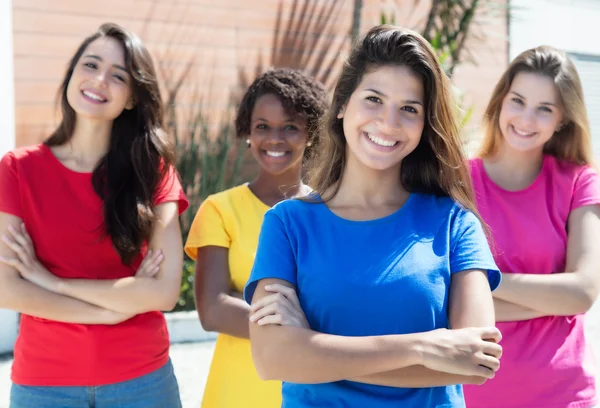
[0, 143, 189, 386]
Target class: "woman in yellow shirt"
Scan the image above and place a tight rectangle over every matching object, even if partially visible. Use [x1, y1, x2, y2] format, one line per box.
[184, 68, 327, 408]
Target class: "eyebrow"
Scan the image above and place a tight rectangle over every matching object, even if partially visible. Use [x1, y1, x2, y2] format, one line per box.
[253, 117, 298, 123]
[365, 88, 423, 106]
[510, 91, 556, 107]
[84, 54, 128, 73]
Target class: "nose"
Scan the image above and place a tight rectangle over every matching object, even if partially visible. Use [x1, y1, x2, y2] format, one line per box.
[267, 128, 285, 142]
[94, 70, 109, 88]
[379, 105, 401, 130]
[520, 108, 536, 126]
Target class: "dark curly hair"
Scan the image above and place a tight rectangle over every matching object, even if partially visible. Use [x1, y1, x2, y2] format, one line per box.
[235, 68, 327, 157]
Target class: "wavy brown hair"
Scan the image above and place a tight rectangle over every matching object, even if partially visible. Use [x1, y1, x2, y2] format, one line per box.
[46, 23, 174, 265]
[478, 45, 593, 165]
[307, 25, 478, 215]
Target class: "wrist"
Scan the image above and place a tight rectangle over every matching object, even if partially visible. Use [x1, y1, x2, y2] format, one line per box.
[393, 333, 425, 367]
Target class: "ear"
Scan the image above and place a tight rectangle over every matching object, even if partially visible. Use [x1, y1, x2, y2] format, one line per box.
[337, 105, 346, 119]
[125, 96, 135, 110]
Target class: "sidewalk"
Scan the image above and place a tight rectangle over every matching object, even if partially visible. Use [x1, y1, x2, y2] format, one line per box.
[2, 300, 600, 407]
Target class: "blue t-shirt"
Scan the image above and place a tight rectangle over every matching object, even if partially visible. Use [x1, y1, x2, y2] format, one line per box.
[244, 193, 501, 408]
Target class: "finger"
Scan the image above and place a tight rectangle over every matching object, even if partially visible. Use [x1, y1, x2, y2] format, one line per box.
[2, 235, 29, 264]
[482, 342, 503, 358]
[471, 364, 496, 379]
[257, 314, 284, 326]
[264, 284, 302, 309]
[250, 292, 286, 313]
[0, 256, 24, 273]
[250, 303, 281, 323]
[7, 227, 34, 258]
[19, 223, 33, 245]
[479, 327, 502, 343]
[474, 353, 500, 372]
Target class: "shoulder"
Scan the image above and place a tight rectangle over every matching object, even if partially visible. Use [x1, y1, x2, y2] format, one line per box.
[1, 144, 47, 167]
[546, 154, 597, 182]
[204, 184, 252, 207]
[269, 196, 318, 221]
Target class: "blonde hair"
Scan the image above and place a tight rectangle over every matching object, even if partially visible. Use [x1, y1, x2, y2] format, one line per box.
[307, 25, 479, 217]
[478, 45, 594, 165]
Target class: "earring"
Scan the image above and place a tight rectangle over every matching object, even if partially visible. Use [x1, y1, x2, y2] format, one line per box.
[246, 139, 251, 148]
[555, 123, 565, 133]
[306, 141, 312, 147]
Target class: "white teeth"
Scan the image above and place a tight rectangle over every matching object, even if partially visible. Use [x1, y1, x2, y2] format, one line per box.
[266, 151, 286, 157]
[366, 132, 398, 147]
[512, 126, 534, 137]
[83, 90, 106, 102]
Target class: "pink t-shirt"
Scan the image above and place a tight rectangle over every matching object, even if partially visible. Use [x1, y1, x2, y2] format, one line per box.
[464, 155, 600, 408]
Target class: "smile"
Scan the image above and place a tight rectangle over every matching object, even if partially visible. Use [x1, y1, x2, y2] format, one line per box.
[265, 151, 288, 158]
[511, 125, 536, 137]
[365, 132, 399, 148]
[82, 90, 108, 103]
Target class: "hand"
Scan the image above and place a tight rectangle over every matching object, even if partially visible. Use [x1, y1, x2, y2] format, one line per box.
[0, 223, 61, 292]
[249, 284, 310, 329]
[419, 327, 502, 379]
[135, 249, 163, 278]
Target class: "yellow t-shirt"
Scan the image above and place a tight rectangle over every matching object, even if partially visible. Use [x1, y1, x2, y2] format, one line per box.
[184, 184, 282, 408]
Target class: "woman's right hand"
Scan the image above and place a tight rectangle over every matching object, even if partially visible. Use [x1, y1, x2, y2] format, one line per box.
[135, 249, 164, 278]
[419, 327, 502, 378]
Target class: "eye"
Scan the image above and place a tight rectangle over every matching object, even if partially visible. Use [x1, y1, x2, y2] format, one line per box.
[511, 97, 524, 105]
[256, 124, 268, 130]
[366, 96, 382, 104]
[113, 74, 126, 83]
[539, 106, 552, 113]
[402, 106, 418, 114]
[284, 125, 299, 131]
[84, 62, 97, 69]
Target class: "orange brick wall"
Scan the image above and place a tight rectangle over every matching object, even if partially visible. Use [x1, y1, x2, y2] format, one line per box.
[12, 0, 508, 149]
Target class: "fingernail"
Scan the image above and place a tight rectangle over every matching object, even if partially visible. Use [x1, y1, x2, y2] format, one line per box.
[264, 285, 272, 290]
[8, 225, 14, 232]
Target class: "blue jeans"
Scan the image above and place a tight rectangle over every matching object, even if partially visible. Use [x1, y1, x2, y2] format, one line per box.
[10, 359, 182, 408]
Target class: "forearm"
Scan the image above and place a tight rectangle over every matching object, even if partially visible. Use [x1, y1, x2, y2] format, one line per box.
[351, 365, 485, 388]
[57, 275, 179, 315]
[493, 273, 593, 315]
[1, 275, 129, 324]
[250, 324, 422, 383]
[199, 293, 250, 339]
[493, 298, 548, 322]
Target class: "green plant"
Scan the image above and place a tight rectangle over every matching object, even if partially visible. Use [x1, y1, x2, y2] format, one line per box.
[173, 260, 196, 312]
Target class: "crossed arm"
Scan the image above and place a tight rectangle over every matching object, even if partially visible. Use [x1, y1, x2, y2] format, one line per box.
[248, 269, 501, 388]
[492, 205, 600, 321]
[0, 202, 183, 323]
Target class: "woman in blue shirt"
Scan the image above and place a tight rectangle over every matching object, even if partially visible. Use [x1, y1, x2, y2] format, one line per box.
[244, 25, 502, 408]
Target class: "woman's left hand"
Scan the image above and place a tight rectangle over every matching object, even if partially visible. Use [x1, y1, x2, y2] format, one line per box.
[0, 223, 61, 292]
[249, 283, 310, 329]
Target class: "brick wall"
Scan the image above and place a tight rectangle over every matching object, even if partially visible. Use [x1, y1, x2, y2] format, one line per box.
[12, 0, 508, 152]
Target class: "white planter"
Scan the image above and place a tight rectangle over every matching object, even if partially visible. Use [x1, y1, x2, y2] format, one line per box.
[0, 310, 18, 354]
[165, 311, 217, 344]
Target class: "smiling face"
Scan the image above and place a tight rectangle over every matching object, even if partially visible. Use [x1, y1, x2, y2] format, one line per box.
[66, 36, 133, 123]
[498, 72, 564, 154]
[248, 93, 310, 175]
[338, 64, 425, 173]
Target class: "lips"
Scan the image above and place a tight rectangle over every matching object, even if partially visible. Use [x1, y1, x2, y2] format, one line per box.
[510, 125, 536, 137]
[81, 89, 108, 103]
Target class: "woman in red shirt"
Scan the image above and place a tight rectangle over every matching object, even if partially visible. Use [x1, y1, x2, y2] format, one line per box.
[0, 23, 188, 408]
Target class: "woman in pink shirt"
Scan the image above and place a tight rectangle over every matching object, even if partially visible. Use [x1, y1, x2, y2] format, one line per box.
[464, 45, 600, 408]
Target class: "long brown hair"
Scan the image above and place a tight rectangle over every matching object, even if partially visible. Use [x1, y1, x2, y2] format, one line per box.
[306, 25, 479, 216]
[478, 45, 594, 165]
[46, 23, 174, 265]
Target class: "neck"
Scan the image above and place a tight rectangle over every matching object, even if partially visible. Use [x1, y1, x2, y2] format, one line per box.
[65, 117, 112, 169]
[485, 143, 545, 189]
[249, 165, 306, 203]
[332, 153, 407, 207]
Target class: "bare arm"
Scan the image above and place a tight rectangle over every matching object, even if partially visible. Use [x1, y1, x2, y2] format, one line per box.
[193, 246, 250, 338]
[492, 205, 600, 315]
[0, 212, 128, 324]
[351, 269, 499, 388]
[493, 298, 548, 322]
[249, 278, 500, 383]
[57, 202, 184, 314]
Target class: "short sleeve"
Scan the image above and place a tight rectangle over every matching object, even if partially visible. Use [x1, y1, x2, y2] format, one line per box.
[244, 210, 297, 304]
[450, 209, 501, 290]
[154, 165, 189, 215]
[571, 166, 600, 211]
[184, 197, 231, 260]
[0, 152, 22, 218]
